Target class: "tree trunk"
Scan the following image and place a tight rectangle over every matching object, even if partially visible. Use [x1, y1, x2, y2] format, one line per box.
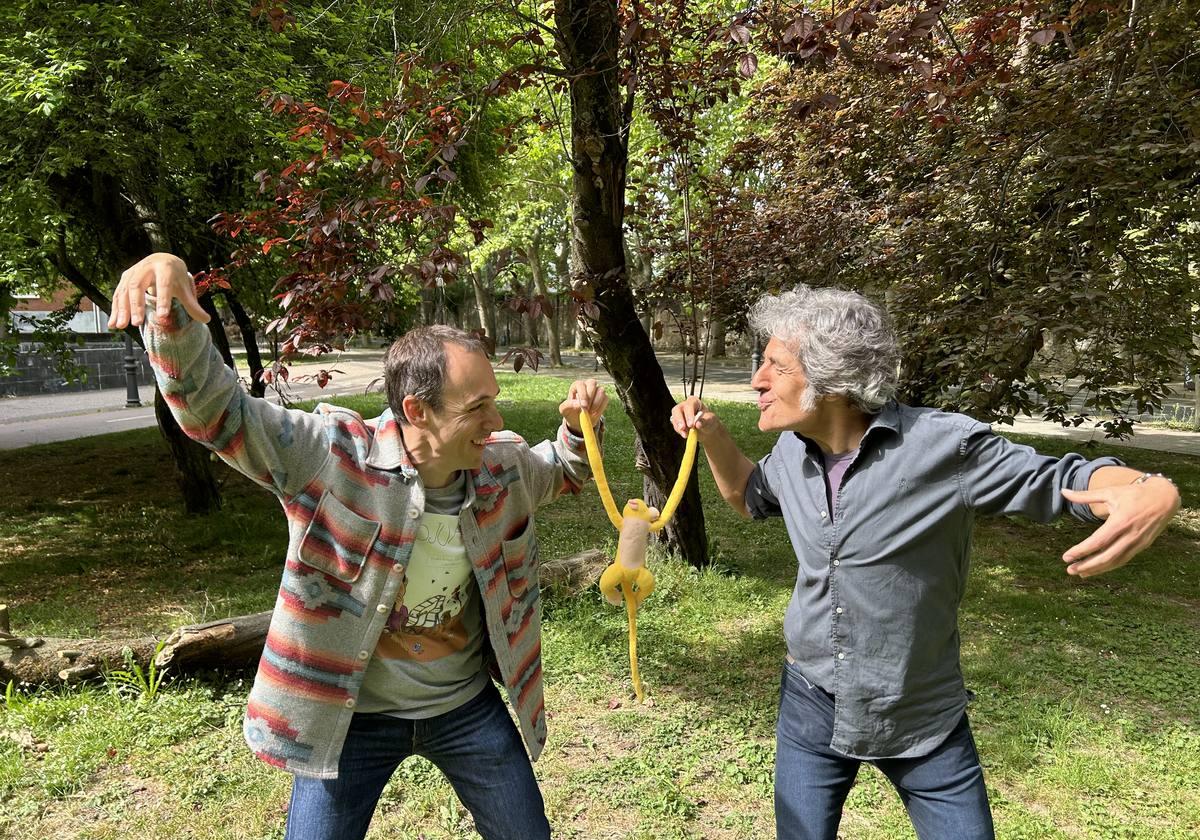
[470, 266, 498, 349]
[526, 231, 562, 366]
[420, 286, 437, 325]
[47, 229, 223, 515]
[154, 612, 272, 671]
[511, 277, 537, 347]
[224, 290, 266, 398]
[707, 313, 727, 359]
[560, 237, 589, 353]
[555, 0, 707, 567]
[200, 293, 234, 368]
[154, 388, 222, 515]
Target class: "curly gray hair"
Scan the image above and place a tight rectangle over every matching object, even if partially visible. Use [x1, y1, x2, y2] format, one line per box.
[748, 286, 899, 414]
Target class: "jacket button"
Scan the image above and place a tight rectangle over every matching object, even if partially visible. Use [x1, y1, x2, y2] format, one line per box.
[408, 507, 420, 519]
[357, 650, 369, 660]
[344, 698, 356, 708]
[392, 563, 404, 573]
[376, 604, 389, 614]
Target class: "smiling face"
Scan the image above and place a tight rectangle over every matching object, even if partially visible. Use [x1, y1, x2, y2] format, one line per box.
[417, 343, 504, 484]
[750, 337, 816, 434]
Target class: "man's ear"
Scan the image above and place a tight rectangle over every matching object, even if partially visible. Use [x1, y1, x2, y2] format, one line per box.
[401, 395, 429, 427]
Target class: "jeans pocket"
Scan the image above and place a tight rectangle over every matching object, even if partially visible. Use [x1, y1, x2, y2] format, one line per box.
[784, 657, 817, 691]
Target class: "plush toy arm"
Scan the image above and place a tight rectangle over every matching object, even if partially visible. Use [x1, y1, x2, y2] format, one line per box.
[579, 409, 624, 531]
[650, 428, 699, 532]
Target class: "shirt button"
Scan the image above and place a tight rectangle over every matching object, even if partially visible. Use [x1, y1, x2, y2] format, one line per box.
[344, 698, 356, 708]
[820, 511, 827, 519]
[837, 652, 845, 660]
[836, 607, 844, 615]
[832, 559, 841, 567]
[357, 650, 369, 660]
[392, 563, 403, 573]
[376, 604, 389, 614]
[408, 507, 420, 519]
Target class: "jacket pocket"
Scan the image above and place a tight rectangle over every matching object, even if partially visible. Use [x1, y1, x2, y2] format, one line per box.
[298, 491, 381, 583]
[500, 516, 539, 600]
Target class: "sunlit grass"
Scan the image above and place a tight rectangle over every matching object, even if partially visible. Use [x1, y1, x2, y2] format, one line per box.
[1, 372, 1197, 838]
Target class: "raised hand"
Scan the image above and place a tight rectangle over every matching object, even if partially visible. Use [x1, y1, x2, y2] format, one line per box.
[671, 395, 726, 443]
[559, 378, 608, 434]
[107, 253, 209, 330]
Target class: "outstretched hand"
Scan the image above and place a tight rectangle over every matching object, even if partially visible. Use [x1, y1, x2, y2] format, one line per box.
[1060, 478, 1180, 577]
[107, 253, 209, 330]
[560, 379, 608, 434]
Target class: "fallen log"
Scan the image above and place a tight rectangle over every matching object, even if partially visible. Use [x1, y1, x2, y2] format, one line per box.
[1, 635, 160, 687]
[154, 611, 272, 670]
[1, 550, 608, 687]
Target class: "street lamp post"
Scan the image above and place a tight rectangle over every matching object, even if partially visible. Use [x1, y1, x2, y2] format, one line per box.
[123, 332, 141, 407]
[750, 335, 763, 376]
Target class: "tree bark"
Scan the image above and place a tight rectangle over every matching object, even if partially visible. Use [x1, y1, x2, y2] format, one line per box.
[154, 612, 272, 671]
[555, 0, 707, 567]
[525, 231, 562, 365]
[154, 388, 222, 515]
[510, 277, 537, 346]
[0, 613, 270, 686]
[2, 636, 160, 686]
[707, 312, 727, 359]
[48, 225, 223, 514]
[470, 266, 498, 349]
[200, 293, 234, 368]
[224, 290, 266, 398]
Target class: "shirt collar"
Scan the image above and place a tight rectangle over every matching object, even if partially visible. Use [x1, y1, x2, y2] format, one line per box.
[792, 400, 901, 456]
[364, 408, 418, 478]
[864, 400, 902, 438]
[365, 408, 499, 510]
[468, 459, 504, 512]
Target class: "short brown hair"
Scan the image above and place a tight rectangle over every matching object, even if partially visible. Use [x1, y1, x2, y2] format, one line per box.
[384, 325, 488, 424]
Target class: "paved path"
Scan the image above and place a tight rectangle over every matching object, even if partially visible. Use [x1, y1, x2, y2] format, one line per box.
[2, 349, 1197, 457]
[0, 350, 387, 450]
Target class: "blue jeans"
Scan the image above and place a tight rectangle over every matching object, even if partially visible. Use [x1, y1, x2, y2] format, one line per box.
[284, 683, 550, 840]
[775, 661, 995, 840]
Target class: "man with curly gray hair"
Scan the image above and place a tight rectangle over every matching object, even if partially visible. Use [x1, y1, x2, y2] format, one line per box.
[672, 285, 1179, 840]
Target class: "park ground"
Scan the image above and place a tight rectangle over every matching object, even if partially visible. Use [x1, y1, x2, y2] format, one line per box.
[0, 372, 1197, 839]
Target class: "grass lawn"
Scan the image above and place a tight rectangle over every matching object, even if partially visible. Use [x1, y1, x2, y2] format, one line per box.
[1, 372, 1197, 839]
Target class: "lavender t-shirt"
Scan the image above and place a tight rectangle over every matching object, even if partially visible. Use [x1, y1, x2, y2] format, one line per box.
[822, 449, 858, 519]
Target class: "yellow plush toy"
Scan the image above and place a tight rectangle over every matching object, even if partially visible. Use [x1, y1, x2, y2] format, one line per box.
[579, 411, 698, 702]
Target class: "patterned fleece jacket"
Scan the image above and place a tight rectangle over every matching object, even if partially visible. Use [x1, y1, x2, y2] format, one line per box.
[143, 303, 597, 778]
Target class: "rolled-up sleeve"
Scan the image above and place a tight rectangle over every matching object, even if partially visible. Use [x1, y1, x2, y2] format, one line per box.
[523, 419, 598, 507]
[960, 423, 1123, 523]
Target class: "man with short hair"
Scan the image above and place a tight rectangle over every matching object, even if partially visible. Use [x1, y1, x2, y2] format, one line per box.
[672, 286, 1180, 840]
[110, 252, 609, 840]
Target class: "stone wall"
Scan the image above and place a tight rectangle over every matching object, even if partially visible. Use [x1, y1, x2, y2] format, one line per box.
[0, 340, 155, 397]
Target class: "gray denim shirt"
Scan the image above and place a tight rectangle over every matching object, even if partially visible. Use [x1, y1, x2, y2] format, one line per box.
[746, 401, 1122, 759]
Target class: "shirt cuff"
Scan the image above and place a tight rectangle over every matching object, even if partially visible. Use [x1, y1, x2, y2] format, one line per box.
[1066, 456, 1126, 522]
[560, 417, 602, 448]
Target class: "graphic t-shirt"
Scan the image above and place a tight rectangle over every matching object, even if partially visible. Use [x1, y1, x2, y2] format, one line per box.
[356, 472, 488, 717]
